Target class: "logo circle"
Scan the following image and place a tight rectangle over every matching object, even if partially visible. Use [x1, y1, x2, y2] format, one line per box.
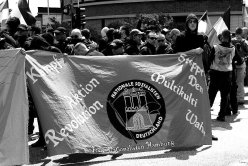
[107, 80, 166, 140]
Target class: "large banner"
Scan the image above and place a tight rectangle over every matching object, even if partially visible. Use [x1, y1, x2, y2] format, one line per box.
[0, 49, 29, 165]
[25, 50, 212, 156]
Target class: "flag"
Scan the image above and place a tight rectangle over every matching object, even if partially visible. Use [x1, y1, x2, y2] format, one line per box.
[0, 49, 29, 165]
[243, 0, 248, 25]
[25, 50, 212, 156]
[10, 0, 36, 26]
[0, 0, 9, 26]
[198, 11, 212, 35]
[207, 7, 230, 47]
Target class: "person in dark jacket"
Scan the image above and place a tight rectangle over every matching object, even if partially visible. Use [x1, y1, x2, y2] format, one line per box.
[140, 31, 157, 55]
[174, 14, 204, 53]
[124, 29, 144, 55]
[174, 13, 218, 141]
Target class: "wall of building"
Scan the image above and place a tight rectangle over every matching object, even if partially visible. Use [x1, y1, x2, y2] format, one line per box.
[77, 0, 243, 33]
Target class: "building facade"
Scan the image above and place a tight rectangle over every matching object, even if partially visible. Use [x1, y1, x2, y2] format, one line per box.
[71, 0, 243, 33]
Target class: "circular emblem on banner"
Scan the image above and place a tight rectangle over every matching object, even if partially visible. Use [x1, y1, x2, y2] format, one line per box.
[107, 80, 166, 140]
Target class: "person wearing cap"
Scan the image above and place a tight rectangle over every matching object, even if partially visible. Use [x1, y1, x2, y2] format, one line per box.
[125, 28, 144, 55]
[15, 24, 30, 50]
[110, 39, 125, 55]
[54, 26, 68, 53]
[140, 31, 157, 55]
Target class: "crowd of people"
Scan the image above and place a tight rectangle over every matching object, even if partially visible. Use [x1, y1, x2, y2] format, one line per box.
[1, 13, 248, 151]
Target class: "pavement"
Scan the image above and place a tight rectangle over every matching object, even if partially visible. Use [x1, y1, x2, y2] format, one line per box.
[24, 88, 248, 166]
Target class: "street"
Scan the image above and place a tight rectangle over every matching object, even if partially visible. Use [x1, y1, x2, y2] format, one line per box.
[25, 88, 248, 166]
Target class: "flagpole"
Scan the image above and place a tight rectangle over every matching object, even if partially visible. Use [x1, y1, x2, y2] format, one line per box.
[243, 1, 246, 27]
[47, 0, 50, 19]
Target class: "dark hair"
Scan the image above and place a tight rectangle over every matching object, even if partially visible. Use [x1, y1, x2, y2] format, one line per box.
[41, 33, 54, 46]
[235, 27, 243, 35]
[81, 28, 91, 39]
[31, 26, 41, 34]
[106, 28, 115, 42]
[120, 25, 130, 36]
[6, 17, 20, 29]
[113, 29, 122, 39]
[221, 29, 231, 42]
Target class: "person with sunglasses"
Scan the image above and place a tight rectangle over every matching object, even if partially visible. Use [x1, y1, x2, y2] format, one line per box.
[156, 33, 173, 54]
[174, 13, 218, 141]
[140, 31, 158, 55]
[174, 13, 205, 53]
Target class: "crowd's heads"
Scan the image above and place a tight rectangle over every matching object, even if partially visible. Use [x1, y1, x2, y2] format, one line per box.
[54, 27, 66, 34]
[6, 17, 20, 35]
[71, 28, 83, 39]
[81, 28, 91, 39]
[221, 29, 231, 43]
[101, 27, 109, 39]
[74, 42, 89, 55]
[17, 24, 28, 31]
[29, 35, 50, 50]
[110, 39, 124, 55]
[30, 26, 41, 35]
[235, 27, 243, 36]
[242, 27, 248, 39]
[170, 28, 180, 43]
[54, 27, 67, 41]
[130, 29, 144, 44]
[46, 27, 54, 34]
[16, 24, 29, 37]
[106, 28, 115, 42]
[41, 33, 55, 46]
[120, 25, 130, 40]
[113, 29, 122, 40]
[157, 33, 166, 46]
[147, 31, 158, 46]
[186, 13, 198, 33]
[130, 29, 144, 38]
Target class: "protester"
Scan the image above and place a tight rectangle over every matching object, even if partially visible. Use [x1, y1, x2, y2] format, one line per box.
[174, 13, 218, 140]
[15, 24, 30, 50]
[2, 17, 20, 47]
[54, 26, 69, 53]
[110, 39, 126, 55]
[140, 31, 157, 55]
[156, 33, 173, 54]
[208, 29, 235, 122]
[231, 27, 248, 105]
[98, 26, 109, 52]
[124, 29, 144, 55]
[74, 42, 104, 56]
[101, 28, 115, 56]
[169, 28, 180, 51]
[81, 28, 98, 50]
[119, 25, 130, 44]
[174, 13, 204, 53]
[242, 27, 248, 86]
